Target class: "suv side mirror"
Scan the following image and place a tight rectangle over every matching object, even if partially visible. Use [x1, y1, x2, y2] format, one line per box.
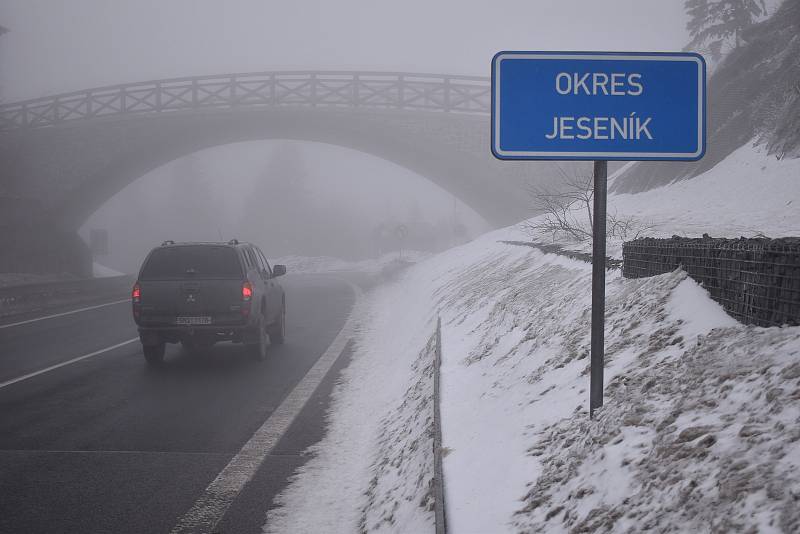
[273, 264, 287, 277]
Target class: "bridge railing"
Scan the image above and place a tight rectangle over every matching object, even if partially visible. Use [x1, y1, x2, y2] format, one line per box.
[0, 71, 490, 131]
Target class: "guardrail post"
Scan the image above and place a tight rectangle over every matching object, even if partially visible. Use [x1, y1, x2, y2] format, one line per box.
[434, 316, 447, 534]
[231, 76, 238, 107]
[192, 79, 198, 107]
[353, 74, 360, 107]
[155, 82, 162, 111]
[443, 77, 451, 112]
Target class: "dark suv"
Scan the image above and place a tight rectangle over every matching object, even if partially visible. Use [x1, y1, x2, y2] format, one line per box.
[132, 240, 286, 365]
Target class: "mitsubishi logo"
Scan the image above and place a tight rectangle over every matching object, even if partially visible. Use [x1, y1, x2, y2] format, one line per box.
[186, 294, 196, 303]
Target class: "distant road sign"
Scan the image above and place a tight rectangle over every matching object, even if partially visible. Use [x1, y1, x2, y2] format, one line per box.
[491, 51, 706, 161]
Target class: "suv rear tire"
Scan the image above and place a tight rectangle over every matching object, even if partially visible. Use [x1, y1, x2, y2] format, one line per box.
[247, 317, 268, 361]
[143, 343, 166, 366]
[268, 304, 286, 345]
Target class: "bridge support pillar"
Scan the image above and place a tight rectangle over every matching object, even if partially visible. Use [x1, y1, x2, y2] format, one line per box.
[0, 204, 92, 277]
[0, 225, 92, 278]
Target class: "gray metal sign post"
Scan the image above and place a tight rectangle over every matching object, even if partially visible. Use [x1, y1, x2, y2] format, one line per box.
[590, 160, 607, 418]
[491, 51, 706, 418]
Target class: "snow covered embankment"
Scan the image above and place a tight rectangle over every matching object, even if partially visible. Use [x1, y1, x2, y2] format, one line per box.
[264, 223, 800, 533]
[439, 236, 800, 532]
[264, 142, 800, 533]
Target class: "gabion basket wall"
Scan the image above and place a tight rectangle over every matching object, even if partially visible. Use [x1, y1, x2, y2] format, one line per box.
[622, 236, 800, 327]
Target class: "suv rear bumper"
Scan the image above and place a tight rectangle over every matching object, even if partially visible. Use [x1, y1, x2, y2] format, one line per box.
[138, 323, 258, 346]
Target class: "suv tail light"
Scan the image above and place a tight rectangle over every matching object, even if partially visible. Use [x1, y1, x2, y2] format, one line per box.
[242, 282, 253, 301]
[132, 282, 141, 320]
[241, 281, 253, 316]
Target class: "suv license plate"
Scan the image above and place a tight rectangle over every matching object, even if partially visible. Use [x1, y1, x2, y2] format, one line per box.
[176, 316, 212, 325]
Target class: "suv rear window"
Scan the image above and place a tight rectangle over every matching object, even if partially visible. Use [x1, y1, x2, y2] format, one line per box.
[140, 246, 242, 280]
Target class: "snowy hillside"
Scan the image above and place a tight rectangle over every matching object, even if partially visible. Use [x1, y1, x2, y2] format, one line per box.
[548, 140, 800, 260]
[610, 142, 800, 241]
[612, 0, 800, 193]
[262, 141, 800, 533]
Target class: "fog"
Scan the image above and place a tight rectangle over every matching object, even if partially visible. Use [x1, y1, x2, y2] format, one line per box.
[79, 141, 489, 273]
[1, 1, 688, 100]
[0, 1, 690, 274]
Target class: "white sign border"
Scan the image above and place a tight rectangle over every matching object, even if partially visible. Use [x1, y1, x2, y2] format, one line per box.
[491, 52, 706, 161]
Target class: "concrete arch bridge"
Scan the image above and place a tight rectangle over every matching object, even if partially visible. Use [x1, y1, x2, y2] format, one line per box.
[0, 70, 554, 275]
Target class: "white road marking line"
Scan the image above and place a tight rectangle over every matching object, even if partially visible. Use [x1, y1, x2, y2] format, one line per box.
[171, 285, 362, 534]
[0, 338, 139, 390]
[0, 298, 130, 329]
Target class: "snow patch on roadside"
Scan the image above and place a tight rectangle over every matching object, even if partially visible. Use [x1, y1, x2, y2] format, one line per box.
[665, 278, 738, 336]
[274, 251, 429, 275]
[263, 272, 439, 533]
[359, 332, 437, 532]
[92, 262, 124, 278]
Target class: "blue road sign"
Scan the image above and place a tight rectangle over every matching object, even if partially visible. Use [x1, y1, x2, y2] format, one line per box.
[491, 51, 706, 161]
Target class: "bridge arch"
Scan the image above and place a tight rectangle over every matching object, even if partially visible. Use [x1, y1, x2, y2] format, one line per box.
[0, 71, 545, 275]
[56, 106, 502, 230]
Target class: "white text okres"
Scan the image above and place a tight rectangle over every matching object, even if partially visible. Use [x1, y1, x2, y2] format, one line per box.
[545, 72, 653, 141]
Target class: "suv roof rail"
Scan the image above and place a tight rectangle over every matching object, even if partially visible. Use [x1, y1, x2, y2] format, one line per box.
[161, 240, 175, 246]
[227, 238, 239, 245]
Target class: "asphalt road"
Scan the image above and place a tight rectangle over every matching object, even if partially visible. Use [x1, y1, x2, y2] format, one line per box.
[0, 274, 357, 534]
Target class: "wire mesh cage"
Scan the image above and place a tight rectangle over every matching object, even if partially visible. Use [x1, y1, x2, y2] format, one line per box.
[622, 236, 800, 327]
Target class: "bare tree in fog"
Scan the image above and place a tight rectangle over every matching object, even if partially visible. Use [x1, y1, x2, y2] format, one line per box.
[526, 167, 652, 243]
[526, 169, 595, 242]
